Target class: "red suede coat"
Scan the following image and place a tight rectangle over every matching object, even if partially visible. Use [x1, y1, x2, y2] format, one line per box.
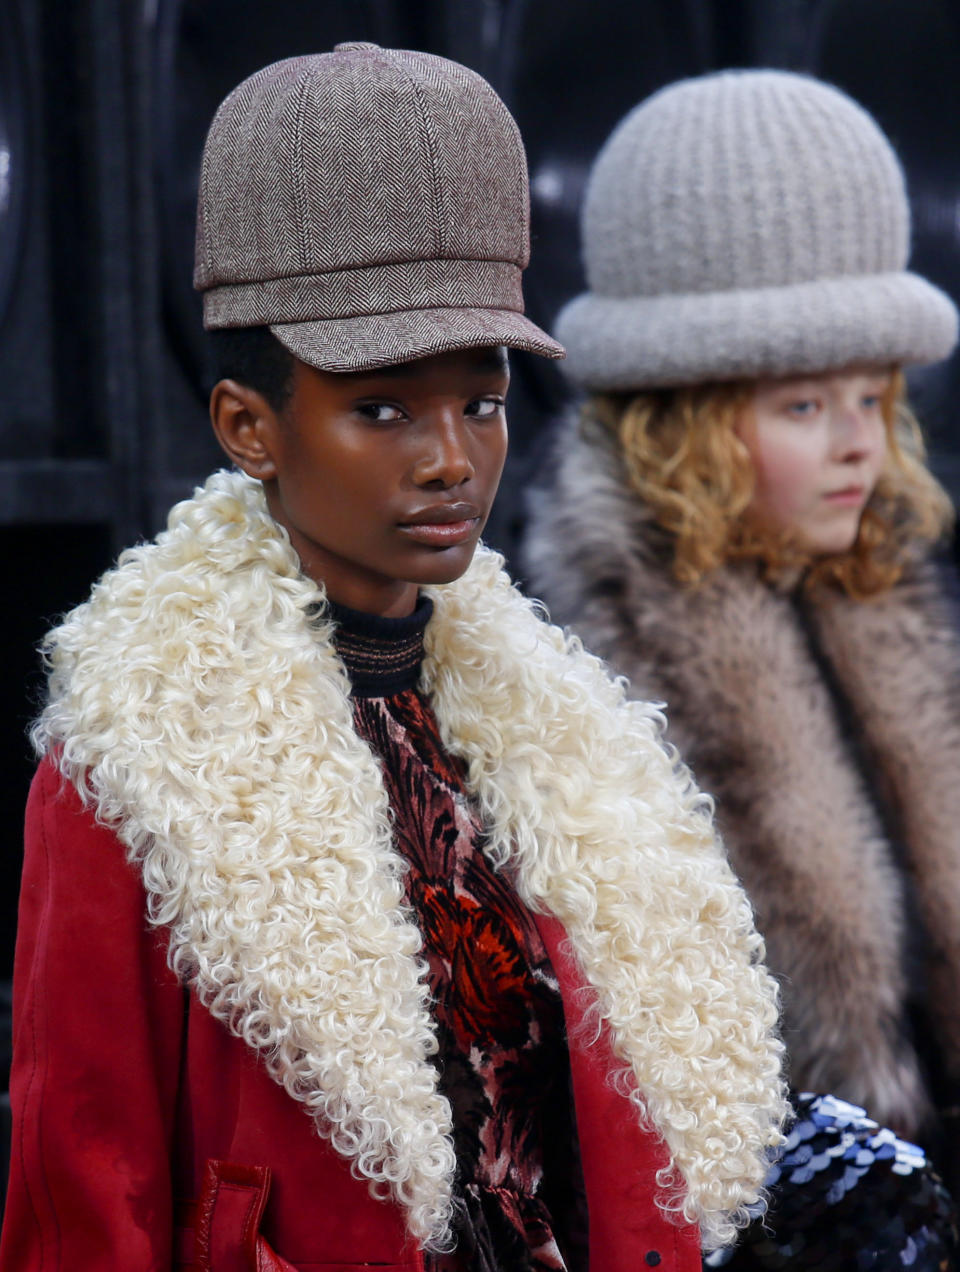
[1, 759, 702, 1271]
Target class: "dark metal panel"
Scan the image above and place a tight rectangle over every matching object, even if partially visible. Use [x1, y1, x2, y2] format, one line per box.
[0, 459, 115, 521]
[87, 0, 148, 550]
[810, 0, 960, 477]
[0, 0, 56, 462]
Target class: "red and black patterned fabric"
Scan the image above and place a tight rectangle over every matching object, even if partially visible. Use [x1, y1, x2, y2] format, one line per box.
[330, 598, 588, 1272]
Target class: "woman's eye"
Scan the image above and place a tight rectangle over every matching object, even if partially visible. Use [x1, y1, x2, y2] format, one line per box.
[467, 397, 503, 419]
[861, 394, 882, 410]
[358, 403, 404, 423]
[785, 399, 819, 419]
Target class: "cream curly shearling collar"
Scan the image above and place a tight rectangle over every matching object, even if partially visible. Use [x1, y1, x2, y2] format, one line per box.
[35, 470, 785, 1251]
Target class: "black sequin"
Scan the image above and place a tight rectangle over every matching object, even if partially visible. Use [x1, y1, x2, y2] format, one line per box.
[704, 1094, 958, 1271]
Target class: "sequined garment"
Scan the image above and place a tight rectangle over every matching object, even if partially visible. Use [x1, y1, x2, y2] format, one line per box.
[330, 598, 587, 1272]
[706, 1094, 958, 1270]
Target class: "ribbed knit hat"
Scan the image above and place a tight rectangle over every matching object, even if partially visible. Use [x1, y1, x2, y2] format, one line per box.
[194, 43, 563, 372]
[556, 70, 957, 390]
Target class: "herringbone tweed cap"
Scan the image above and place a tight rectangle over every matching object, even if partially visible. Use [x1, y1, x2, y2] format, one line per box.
[557, 70, 957, 390]
[194, 42, 563, 371]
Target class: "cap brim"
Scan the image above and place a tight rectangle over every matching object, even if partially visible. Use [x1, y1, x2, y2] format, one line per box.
[271, 307, 564, 373]
[555, 271, 958, 390]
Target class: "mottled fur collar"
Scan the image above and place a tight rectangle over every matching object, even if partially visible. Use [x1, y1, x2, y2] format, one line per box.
[525, 407, 960, 1135]
[35, 470, 785, 1251]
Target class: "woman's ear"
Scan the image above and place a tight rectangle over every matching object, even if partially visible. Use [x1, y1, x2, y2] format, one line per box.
[209, 379, 281, 479]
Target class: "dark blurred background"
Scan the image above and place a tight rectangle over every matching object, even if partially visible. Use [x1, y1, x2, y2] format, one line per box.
[3, 0, 960, 1209]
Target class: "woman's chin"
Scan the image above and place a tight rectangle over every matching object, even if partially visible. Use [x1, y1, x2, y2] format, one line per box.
[800, 527, 861, 558]
[404, 540, 482, 586]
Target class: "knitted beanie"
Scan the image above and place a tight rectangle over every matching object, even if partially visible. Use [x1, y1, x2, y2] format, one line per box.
[556, 70, 958, 390]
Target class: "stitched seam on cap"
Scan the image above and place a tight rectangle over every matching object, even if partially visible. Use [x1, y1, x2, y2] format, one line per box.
[291, 72, 313, 274]
[272, 302, 530, 323]
[196, 94, 232, 284]
[392, 55, 448, 259]
[206, 256, 518, 286]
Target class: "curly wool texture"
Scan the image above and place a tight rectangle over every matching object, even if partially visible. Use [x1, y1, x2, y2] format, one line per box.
[34, 470, 786, 1251]
[422, 554, 787, 1250]
[33, 472, 456, 1250]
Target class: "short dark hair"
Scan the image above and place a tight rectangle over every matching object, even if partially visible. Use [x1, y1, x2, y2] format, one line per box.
[207, 326, 295, 412]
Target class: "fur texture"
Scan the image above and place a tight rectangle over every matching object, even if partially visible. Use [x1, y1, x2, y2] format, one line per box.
[524, 408, 960, 1137]
[33, 470, 786, 1252]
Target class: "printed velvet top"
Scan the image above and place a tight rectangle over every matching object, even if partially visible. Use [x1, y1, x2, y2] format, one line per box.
[329, 597, 588, 1272]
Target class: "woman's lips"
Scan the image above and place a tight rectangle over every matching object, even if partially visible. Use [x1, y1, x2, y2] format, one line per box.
[397, 504, 481, 547]
[822, 486, 866, 506]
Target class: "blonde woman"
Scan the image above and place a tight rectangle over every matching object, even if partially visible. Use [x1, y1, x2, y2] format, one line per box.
[525, 70, 960, 1243]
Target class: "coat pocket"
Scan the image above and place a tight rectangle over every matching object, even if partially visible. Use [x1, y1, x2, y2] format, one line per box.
[175, 1158, 298, 1272]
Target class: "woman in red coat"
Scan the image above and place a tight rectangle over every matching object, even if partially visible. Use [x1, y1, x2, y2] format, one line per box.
[9, 731, 711, 1271]
[0, 44, 785, 1271]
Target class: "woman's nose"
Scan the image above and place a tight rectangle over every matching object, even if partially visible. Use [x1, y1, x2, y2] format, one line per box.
[835, 405, 876, 459]
[411, 412, 475, 488]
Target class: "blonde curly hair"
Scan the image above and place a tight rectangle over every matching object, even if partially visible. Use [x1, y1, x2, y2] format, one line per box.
[590, 372, 953, 597]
